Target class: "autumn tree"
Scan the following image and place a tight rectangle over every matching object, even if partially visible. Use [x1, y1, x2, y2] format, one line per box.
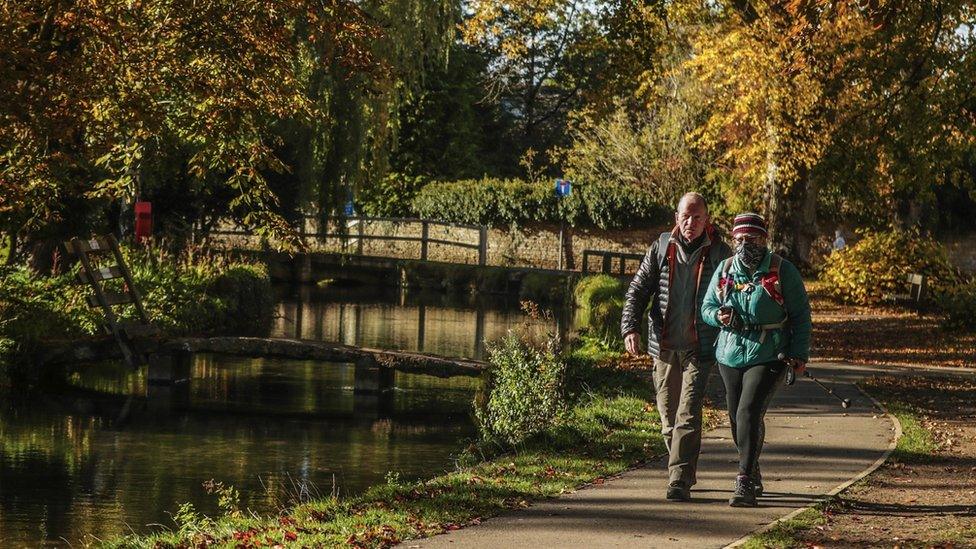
[0, 0, 459, 269]
[675, 0, 976, 266]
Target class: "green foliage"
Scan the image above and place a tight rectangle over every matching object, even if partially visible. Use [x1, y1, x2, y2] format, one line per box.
[476, 332, 567, 446]
[0, 266, 102, 378]
[172, 502, 214, 539]
[558, 105, 705, 209]
[939, 280, 976, 332]
[203, 479, 243, 519]
[124, 246, 274, 337]
[0, 245, 273, 379]
[411, 178, 667, 229]
[573, 275, 626, 344]
[579, 180, 670, 230]
[818, 230, 961, 306]
[357, 172, 429, 218]
[391, 43, 519, 180]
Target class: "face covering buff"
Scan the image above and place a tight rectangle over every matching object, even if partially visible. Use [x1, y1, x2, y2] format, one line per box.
[735, 241, 766, 269]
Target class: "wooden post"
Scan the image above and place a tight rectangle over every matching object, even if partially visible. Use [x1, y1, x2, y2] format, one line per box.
[417, 305, 427, 353]
[478, 227, 487, 266]
[558, 221, 564, 270]
[421, 220, 429, 261]
[148, 350, 192, 385]
[474, 308, 485, 360]
[357, 217, 364, 255]
[353, 356, 395, 394]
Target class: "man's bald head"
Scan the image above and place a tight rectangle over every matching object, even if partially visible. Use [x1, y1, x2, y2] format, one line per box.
[674, 192, 709, 242]
[677, 192, 708, 214]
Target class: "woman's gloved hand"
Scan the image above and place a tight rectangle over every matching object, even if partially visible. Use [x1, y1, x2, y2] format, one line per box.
[717, 306, 744, 331]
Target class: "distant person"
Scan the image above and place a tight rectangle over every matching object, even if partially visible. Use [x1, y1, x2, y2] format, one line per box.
[701, 213, 812, 507]
[832, 229, 846, 251]
[621, 192, 732, 502]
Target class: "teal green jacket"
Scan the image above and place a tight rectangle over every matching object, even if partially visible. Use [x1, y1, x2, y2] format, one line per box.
[701, 251, 812, 367]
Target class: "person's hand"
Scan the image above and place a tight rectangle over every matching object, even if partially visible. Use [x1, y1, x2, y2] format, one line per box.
[624, 332, 643, 356]
[717, 307, 733, 326]
[785, 357, 806, 375]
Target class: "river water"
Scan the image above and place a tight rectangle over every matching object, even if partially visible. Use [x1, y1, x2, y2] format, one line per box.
[0, 285, 561, 547]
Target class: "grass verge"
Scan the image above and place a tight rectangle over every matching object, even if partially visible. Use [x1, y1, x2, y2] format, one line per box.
[739, 507, 827, 549]
[103, 340, 668, 548]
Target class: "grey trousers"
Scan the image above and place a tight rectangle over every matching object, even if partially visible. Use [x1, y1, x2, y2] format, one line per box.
[653, 349, 713, 487]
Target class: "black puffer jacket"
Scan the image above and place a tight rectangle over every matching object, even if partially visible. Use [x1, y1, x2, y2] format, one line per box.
[620, 225, 732, 360]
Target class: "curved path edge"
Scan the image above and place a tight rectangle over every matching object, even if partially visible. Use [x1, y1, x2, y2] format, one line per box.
[723, 382, 904, 548]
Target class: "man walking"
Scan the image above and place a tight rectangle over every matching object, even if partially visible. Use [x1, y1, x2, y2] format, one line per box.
[621, 192, 732, 501]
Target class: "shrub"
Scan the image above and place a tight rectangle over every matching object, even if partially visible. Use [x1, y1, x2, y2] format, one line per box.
[558, 105, 706, 210]
[358, 172, 428, 218]
[940, 280, 976, 331]
[578, 181, 669, 230]
[410, 177, 667, 229]
[125, 246, 274, 336]
[819, 229, 961, 305]
[573, 275, 626, 343]
[476, 331, 566, 446]
[0, 266, 101, 379]
[0, 245, 274, 378]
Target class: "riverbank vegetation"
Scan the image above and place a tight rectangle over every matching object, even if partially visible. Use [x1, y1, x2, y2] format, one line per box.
[0, 246, 272, 382]
[574, 275, 627, 345]
[104, 322, 669, 548]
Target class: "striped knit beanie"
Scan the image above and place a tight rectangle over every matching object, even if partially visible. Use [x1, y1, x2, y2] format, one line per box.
[732, 212, 767, 238]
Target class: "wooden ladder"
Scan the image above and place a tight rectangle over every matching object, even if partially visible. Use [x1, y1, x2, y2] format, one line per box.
[64, 234, 158, 367]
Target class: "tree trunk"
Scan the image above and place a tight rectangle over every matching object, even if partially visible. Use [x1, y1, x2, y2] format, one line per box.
[765, 167, 818, 271]
[28, 238, 59, 275]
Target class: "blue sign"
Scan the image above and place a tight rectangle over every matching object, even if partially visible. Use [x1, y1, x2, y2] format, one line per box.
[555, 178, 572, 198]
[344, 200, 357, 216]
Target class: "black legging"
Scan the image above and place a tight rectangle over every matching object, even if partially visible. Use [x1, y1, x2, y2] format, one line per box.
[719, 361, 786, 477]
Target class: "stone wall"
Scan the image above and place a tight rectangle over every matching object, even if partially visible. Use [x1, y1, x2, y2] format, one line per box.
[484, 223, 666, 272]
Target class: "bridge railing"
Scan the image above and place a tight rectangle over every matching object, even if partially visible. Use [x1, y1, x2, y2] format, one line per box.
[209, 215, 489, 266]
[581, 249, 645, 277]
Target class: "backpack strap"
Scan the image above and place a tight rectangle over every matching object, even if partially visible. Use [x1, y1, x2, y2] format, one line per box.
[761, 254, 785, 307]
[656, 232, 672, 269]
[716, 257, 734, 303]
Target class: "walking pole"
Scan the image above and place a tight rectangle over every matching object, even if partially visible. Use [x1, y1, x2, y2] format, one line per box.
[781, 354, 851, 408]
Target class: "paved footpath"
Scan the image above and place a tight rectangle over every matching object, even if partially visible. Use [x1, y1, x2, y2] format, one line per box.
[404, 362, 902, 548]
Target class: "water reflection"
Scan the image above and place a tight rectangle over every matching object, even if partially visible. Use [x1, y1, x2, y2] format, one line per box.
[0, 285, 560, 546]
[1, 354, 477, 547]
[273, 285, 564, 359]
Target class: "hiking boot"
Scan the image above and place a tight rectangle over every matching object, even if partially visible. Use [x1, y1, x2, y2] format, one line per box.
[729, 475, 758, 507]
[753, 466, 764, 497]
[666, 482, 691, 502]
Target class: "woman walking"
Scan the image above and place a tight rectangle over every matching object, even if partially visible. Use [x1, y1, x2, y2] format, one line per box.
[701, 213, 812, 507]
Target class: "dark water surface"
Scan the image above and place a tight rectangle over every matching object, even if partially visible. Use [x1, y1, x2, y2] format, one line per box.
[0, 286, 560, 547]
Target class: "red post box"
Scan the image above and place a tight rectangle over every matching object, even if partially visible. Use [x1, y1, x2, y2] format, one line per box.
[134, 201, 152, 243]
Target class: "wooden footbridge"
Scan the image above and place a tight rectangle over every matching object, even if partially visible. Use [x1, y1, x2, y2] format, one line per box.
[41, 335, 486, 395]
[46, 235, 489, 401]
